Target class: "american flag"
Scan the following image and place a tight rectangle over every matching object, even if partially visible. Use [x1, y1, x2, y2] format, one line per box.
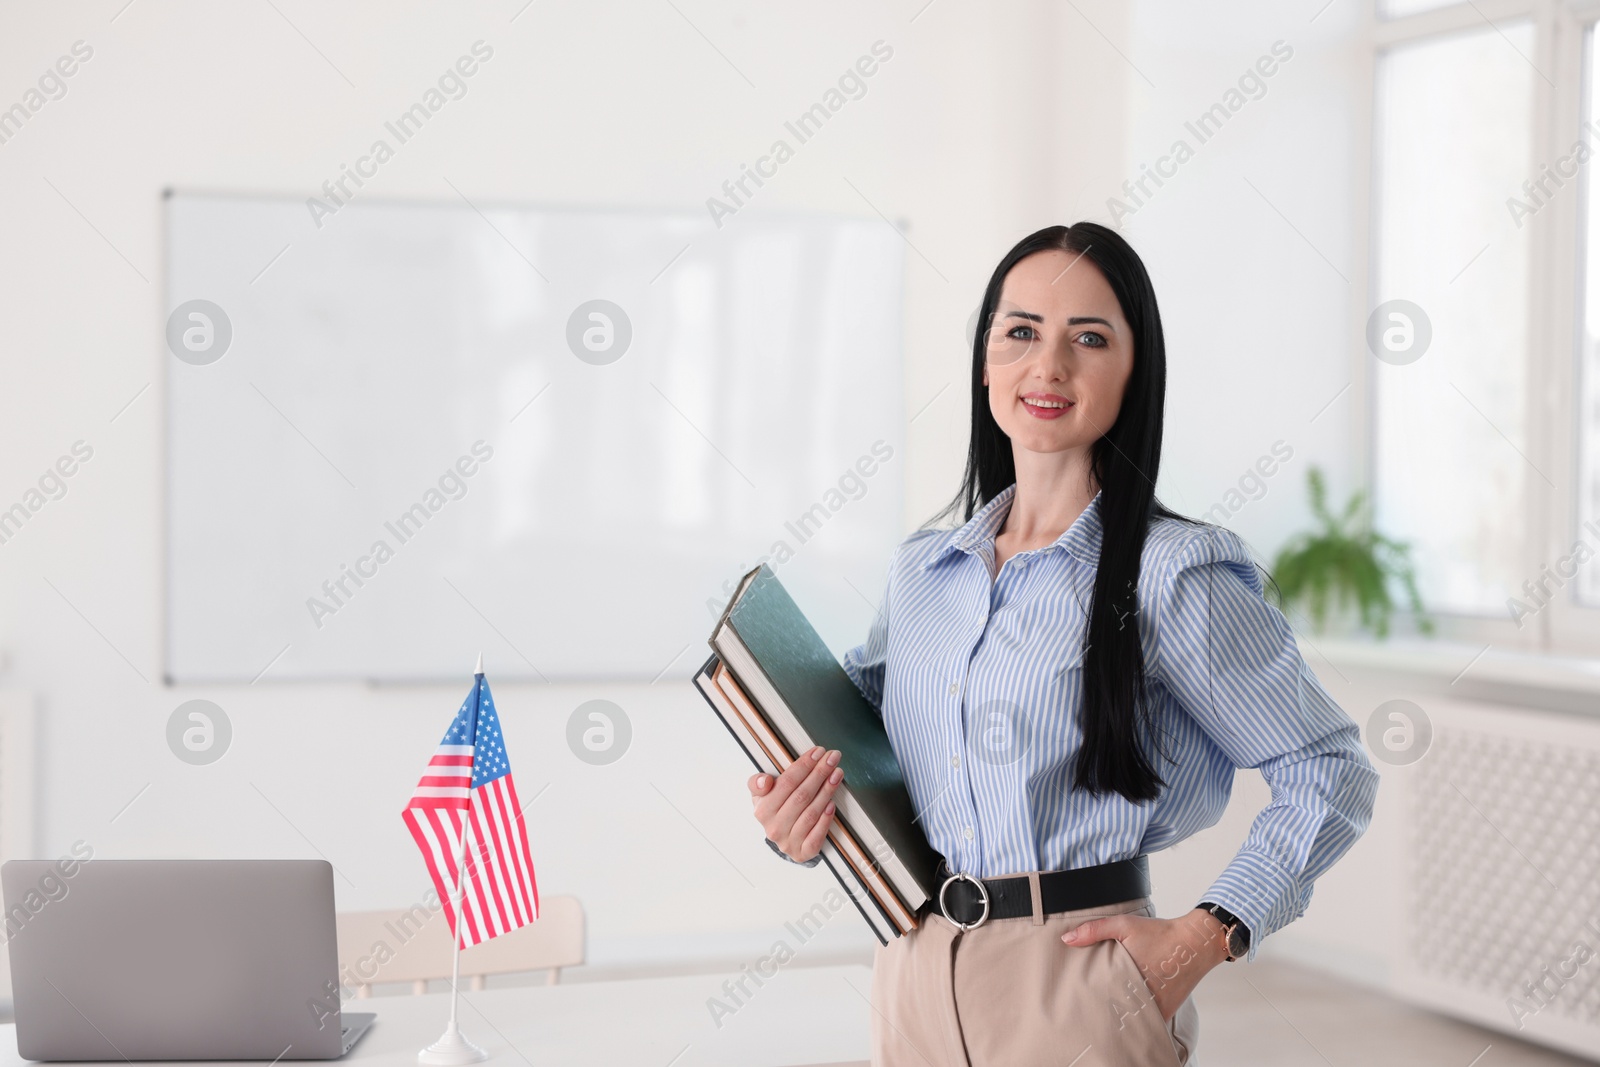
[402, 667, 539, 948]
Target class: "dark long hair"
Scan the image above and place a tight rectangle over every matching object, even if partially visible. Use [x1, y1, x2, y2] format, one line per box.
[921, 222, 1210, 804]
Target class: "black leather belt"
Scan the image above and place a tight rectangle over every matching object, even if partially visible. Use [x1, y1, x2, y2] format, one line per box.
[921, 855, 1150, 930]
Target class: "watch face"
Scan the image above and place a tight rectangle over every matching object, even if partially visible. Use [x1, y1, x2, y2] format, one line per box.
[1226, 925, 1248, 959]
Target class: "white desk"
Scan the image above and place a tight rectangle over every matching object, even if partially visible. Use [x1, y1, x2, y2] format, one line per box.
[0, 965, 873, 1067]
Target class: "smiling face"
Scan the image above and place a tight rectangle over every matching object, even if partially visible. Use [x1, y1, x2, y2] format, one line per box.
[981, 248, 1136, 462]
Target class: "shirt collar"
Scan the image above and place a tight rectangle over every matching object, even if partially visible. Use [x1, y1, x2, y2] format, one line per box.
[921, 483, 1104, 571]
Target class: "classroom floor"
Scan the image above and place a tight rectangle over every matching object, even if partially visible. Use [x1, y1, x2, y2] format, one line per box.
[39, 950, 1573, 1066]
[563, 952, 1598, 1066]
[1184, 956, 1593, 1066]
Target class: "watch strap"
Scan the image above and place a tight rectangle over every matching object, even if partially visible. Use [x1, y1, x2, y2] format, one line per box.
[1197, 900, 1250, 961]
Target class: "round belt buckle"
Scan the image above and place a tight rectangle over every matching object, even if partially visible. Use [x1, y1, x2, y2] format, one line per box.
[937, 871, 990, 931]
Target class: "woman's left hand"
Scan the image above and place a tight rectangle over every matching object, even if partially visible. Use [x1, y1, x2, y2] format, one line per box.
[1062, 908, 1229, 1021]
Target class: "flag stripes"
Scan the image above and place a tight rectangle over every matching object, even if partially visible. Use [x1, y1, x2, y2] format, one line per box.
[402, 673, 539, 949]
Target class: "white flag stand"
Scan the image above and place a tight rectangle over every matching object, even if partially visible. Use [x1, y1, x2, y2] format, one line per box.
[419, 654, 489, 1065]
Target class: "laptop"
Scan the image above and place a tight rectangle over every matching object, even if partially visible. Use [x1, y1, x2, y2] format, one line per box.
[2, 859, 376, 1061]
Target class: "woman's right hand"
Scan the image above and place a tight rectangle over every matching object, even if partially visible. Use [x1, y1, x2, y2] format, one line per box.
[749, 745, 843, 863]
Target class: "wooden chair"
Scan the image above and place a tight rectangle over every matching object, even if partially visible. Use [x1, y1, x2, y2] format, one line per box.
[336, 895, 584, 997]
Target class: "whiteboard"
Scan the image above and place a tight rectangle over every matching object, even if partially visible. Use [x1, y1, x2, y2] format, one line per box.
[164, 192, 904, 682]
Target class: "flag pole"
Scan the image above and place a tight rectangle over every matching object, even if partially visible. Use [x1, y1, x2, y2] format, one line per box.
[418, 655, 489, 1066]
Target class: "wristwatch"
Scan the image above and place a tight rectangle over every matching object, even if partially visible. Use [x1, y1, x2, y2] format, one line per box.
[1196, 901, 1250, 962]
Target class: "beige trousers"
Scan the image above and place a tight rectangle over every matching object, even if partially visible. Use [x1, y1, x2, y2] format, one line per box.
[870, 892, 1199, 1067]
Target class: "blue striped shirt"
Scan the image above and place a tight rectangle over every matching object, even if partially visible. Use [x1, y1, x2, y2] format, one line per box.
[837, 482, 1379, 962]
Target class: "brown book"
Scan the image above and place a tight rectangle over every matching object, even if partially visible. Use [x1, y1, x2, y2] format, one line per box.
[712, 661, 917, 934]
[691, 653, 898, 944]
[707, 564, 943, 922]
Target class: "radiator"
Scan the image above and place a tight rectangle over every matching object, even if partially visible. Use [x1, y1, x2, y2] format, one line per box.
[1395, 695, 1600, 1060]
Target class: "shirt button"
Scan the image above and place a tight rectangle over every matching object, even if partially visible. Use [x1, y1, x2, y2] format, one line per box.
[964, 825, 974, 841]
[950, 754, 961, 769]
[948, 682, 959, 695]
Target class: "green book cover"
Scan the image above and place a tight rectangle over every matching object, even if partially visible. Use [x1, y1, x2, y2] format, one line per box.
[724, 564, 943, 902]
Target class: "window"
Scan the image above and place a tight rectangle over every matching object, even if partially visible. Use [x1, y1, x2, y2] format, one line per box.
[1576, 23, 1600, 609]
[1370, 21, 1536, 616]
[1366, 2, 1600, 654]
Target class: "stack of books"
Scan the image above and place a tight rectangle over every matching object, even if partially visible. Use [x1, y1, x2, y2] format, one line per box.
[696, 563, 944, 944]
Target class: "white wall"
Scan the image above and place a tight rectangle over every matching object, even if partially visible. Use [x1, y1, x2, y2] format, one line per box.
[1121, 0, 1370, 553]
[0, 0, 1148, 972]
[0, 0, 1418, 993]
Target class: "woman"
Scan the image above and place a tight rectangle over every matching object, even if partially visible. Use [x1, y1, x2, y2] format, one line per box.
[748, 222, 1379, 1066]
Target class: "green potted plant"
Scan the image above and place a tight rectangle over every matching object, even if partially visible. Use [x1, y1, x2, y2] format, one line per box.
[1266, 466, 1434, 639]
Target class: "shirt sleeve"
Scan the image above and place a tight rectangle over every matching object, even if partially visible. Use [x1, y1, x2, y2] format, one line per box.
[839, 553, 894, 720]
[1153, 527, 1380, 963]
